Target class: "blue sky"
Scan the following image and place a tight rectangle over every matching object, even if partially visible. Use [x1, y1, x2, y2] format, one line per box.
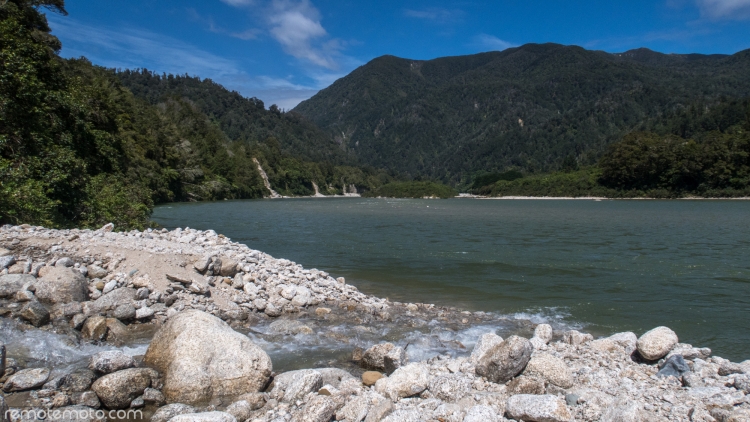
[47, 0, 750, 110]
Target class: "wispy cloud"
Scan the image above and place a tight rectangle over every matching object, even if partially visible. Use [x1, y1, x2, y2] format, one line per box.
[220, 0, 255, 7]
[695, 0, 750, 20]
[404, 7, 464, 24]
[267, 0, 342, 69]
[187, 8, 262, 41]
[471, 34, 516, 52]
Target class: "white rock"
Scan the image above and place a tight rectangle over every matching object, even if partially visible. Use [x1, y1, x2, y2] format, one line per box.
[505, 394, 571, 422]
[375, 363, 430, 401]
[469, 332, 503, 365]
[636, 326, 678, 361]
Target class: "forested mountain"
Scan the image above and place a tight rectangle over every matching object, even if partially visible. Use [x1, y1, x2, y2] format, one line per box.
[293, 44, 750, 184]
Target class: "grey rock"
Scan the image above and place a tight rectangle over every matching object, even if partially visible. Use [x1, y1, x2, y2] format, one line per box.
[61, 369, 96, 393]
[718, 360, 744, 376]
[19, 301, 50, 327]
[143, 310, 272, 405]
[3, 367, 51, 392]
[135, 287, 149, 300]
[1, 342, 5, 376]
[0, 255, 16, 270]
[170, 412, 237, 422]
[600, 399, 649, 422]
[290, 286, 311, 307]
[112, 303, 136, 321]
[475, 335, 533, 384]
[142, 387, 165, 405]
[135, 306, 154, 319]
[607, 332, 638, 354]
[523, 353, 574, 388]
[270, 369, 323, 403]
[253, 298, 267, 311]
[90, 368, 153, 409]
[72, 391, 100, 409]
[35, 267, 88, 304]
[264, 302, 281, 317]
[55, 258, 74, 268]
[151, 404, 196, 422]
[15, 290, 34, 302]
[361, 343, 405, 372]
[657, 354, 690, 378]
[81, 315, 108, 340]
[375, 363, 430, 401]
[71, 313, 86, 330]
[469, 333, 504, 365]
[734, 375, 750, 393]
[88, 350, 136, 374]
[314, 367, 355, 388]
[364, 397, 394, 422]
[88, 288, 136, 314]
[505, 394, 572, 422]
[381, 409, 422, 422]
[86, 265, 108, 279]
[565, 393, 579, 406]
[533, 324, 553, 343]
[291, 395, 336, 422]
[427, 373, 472, 402]
[464, 405, 501, 422]
[562, 330, 593, 346]
[130, 396, 145, 408]
[636, 326, 678, 361]
[225, 400, 253, 422]
[194, 256, 211, 273]
[0, 274, 33, 298]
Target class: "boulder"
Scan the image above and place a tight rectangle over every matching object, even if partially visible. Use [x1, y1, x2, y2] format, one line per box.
[86, 265, 108, 279]
[361, 343, 406, 373]
[533, 324, 553, 343]
[270, 369, 323, 403]
[170, 412, 237, 422]
[607, 332, 638, 353]
[469, 332, 504, 365]
[657, 354, 690, 378]
[0, 255, 16, 270]
[3, 367, 50, 392]
[87, 288, 136, 315]
[81, 316, 108, 341]
[112, 303, 136, 321]
[475, 335, 532, 383]
[143, 310, 272, 405]
[35, 267, 88, 304]
[55, 257, 74, 267]
[362, 371, 384, 386]
[216, 258, 239, 277]
[290, 286, 311, 307]
[427, 373, 472, 402]
[523, 353, 574, 388]
[0, 274, 34, 298]
[636, 326, 678, 361]
[505, 394, 572, 422]
[61, 369, 96, 393]
[19, 301, 50, 327]
[89, 351, 136, 374]
[375, 363, 430, 401]
[151, 403, 196, 422]
[90, 368, 152, 409]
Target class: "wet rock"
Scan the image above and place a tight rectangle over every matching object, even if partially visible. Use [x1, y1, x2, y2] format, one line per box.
[362, 371, 384, 386]
[427, 373, 472, 402]
[151, 403, 196, 422]
[268, 319, 313, 335]
[112, 303, 136, 321]
[270, 369, 323, 403]
[144, 310, 272, 405]
[505, 394, 571, 422]
[469, 332, 503, 365]
[464, 405, 501, 422]
[90, 368, 152, 409]
[3, 367, 50, 392]
[375, 363, 430, 401]
[657, 354, 690, 378]
[507, 375, 546, 395]
[89, 351, 136, 374]
[315, 368, 355, 388]
[361, 343, 406, 373]
[0, 274, 33, 298]
[475, 335, 532, 384]
[291, 395, 336, 422]
[35, 267, 88, 304]
[81, 316, 108, 340]
[104, 318, 129, 344]
[19, 301, 50, 327]
[562, 330, 593, 346]
[170, 412, 237, 422]
[523, 353, 574, 388]
[86, 265, 108, 279]
[61, 369, 96, 393]
[636, 326, 678, 361]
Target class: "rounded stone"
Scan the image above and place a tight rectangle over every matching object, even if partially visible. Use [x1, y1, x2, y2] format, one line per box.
[362, 371, 384, 386]
[637, 326, 678, 361]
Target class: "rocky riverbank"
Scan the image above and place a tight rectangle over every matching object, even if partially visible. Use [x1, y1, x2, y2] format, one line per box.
[1, 224, 749, 421]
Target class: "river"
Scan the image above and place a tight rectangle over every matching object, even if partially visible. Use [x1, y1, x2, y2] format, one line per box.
[152, 198, 750, 361]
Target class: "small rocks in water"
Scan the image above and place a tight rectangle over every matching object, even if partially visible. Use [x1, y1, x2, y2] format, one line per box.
[3, 367, 51, 392]
[55, 257, 74, 267]
[170, 411, 237, 422]
[35, 266, 88, 304]
[523, 353, 574, 388]
[19, 301, 50, 327]
[144, 310, 272, 405]
[361, 342, 406, 373]
[89, 350, 136, 374]
[469, 332, 503, 365]
[81, 315, 108, 340]
[151, 403, 197, 422]
[362, 371, 384, 386]
[657, 354, 690, 378]
[637, 326, 678, 361]
[505, 394, 572, 422]
[475, 335, 532, 383]
[90, 368, 153, 409]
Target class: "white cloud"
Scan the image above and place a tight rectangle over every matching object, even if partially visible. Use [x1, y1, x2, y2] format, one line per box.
[404, 7, 464, 23]
[472, 34, 516, 52]
[268, 0, 341, 69]
[696, 0, 750, 19]
[220, 0, 255, 7]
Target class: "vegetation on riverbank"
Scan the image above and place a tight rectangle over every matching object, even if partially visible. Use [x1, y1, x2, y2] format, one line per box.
[362, 181, 457, 199]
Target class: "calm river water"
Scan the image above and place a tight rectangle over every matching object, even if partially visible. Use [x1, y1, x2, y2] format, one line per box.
[152, 198, 750, 361]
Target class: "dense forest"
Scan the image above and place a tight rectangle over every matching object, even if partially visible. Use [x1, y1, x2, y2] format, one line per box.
[294, 45, 750, 184]
[0, 0, 390, 229]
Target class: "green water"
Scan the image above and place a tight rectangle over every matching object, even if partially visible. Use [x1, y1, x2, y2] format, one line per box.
[152, 198, 750, 361]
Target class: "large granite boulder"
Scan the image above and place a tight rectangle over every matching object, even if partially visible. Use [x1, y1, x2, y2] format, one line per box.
[35, 267, 88, 304]
[3, 367, 50, 392]
[90, 368, 153, 409]
[144, 310, 272, 405]
[637, 326, 678, 361]
[475, 335, 532, 383]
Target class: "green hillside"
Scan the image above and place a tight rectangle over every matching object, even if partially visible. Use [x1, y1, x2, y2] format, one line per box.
[293, 44, 750, 185]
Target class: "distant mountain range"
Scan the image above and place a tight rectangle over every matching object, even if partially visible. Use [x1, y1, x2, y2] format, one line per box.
[293, 43, 750, 184]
